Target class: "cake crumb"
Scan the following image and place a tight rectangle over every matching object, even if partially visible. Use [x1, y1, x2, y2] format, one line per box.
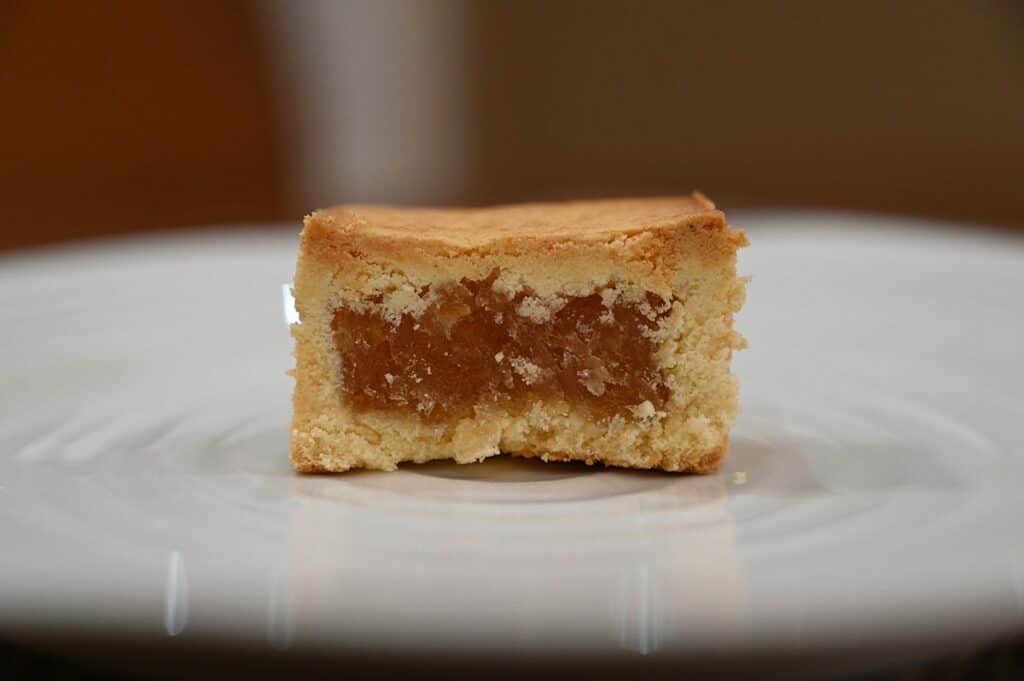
[600, 287, 622, 308]
[732, 471, 747, 486]
[494, 351, 504, 362]
[509, 357, 544, 385]
[629, 400, 665, 424]
[384, 373, 395, 385]
[577, 369, 607, 397]
[516, 295, 566, 323]
[631, 400, 656, 420]
[417, 395, 435, 414]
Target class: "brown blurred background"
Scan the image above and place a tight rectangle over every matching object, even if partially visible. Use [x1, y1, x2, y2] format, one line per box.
[2, 0, 1023, 251]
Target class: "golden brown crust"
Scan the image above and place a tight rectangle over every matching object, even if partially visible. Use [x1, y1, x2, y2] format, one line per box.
[302, 194, 748, 264]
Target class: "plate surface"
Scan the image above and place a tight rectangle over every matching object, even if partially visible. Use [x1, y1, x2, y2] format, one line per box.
[1, 214, 1023, 666]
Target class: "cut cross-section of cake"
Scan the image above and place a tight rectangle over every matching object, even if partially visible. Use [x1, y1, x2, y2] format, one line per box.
[290, 194, 748, 473]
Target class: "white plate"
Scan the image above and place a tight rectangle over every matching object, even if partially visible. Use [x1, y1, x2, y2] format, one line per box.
[1, 214, 1023, 674]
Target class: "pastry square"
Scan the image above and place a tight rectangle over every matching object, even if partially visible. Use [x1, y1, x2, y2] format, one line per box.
[290, 194, 747, 473]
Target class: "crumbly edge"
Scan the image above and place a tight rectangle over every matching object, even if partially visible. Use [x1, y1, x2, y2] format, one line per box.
[290, 214, 747, 473]
[295, 439, 729, 475]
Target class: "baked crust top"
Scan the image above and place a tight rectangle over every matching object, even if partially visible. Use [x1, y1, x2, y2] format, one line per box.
[306, 193, 746, 253]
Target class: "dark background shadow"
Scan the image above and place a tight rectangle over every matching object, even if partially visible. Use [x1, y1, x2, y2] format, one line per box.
[2, 1, 1023, 251]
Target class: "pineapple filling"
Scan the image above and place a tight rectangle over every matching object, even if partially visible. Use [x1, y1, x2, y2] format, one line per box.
[332, 276, 671, 422]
